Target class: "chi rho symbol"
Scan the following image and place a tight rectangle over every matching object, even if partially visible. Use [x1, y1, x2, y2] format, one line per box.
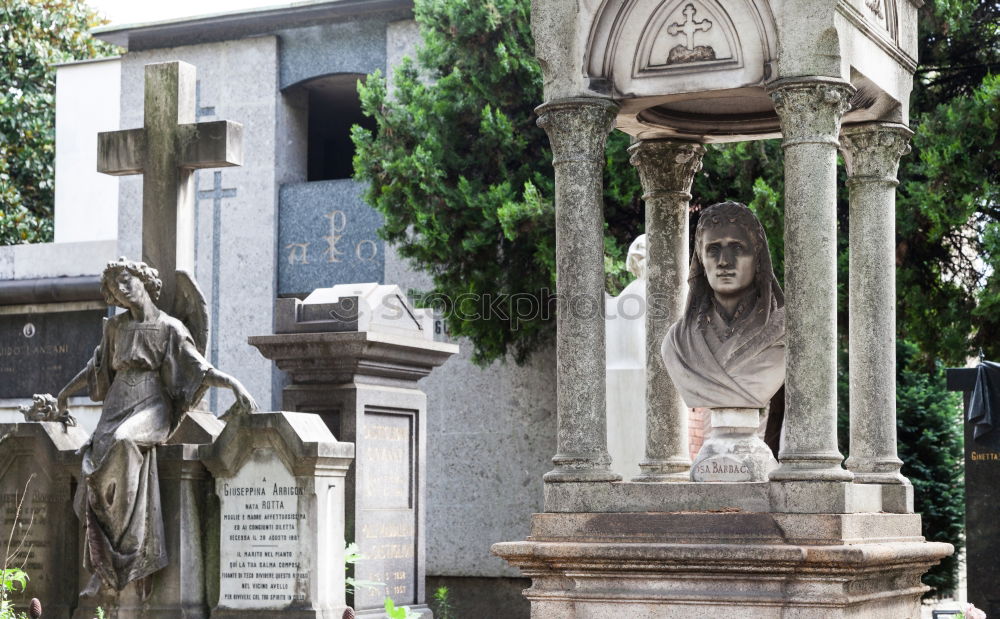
[285, 210, 378, 265]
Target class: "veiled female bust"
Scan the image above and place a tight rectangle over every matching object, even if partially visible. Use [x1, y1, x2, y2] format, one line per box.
[661, 202, 785, 408]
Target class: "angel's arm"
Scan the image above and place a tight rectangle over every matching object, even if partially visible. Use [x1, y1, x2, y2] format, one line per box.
[202, 369, 258, 418]
[57, 366, 90, 412]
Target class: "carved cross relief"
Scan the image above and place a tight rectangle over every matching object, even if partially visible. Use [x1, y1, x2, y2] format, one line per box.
[666, 3, 712, 51]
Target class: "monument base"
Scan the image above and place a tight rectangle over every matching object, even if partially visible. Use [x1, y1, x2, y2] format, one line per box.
[492, 512, 952, 618]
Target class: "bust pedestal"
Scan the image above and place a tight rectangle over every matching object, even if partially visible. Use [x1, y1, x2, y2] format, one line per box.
[690, 408, 776, 482]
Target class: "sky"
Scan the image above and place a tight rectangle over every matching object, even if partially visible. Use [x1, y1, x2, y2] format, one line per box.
[87, 0, 287, 26]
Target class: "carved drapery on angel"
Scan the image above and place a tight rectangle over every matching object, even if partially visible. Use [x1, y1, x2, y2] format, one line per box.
[54, 257, 256, 595]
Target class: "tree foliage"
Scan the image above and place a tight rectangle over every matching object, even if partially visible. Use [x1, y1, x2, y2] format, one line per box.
[0, 0, 116, 245]
[352, 0, 642, 364]
[895, 340, 965, 596]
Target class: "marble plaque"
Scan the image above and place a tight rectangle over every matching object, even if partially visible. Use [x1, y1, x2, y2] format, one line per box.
[278, 179, 384, 296]
[218, 451, 311, 609]
[0, 310, 104, 398]
[354, 410, 417, 608]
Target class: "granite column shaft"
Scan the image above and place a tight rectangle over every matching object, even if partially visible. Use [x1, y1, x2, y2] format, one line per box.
[841, 123, 913, 484]
[538, 98, 621, 483]
[628, 139, 704, 481]
[768, 78, 855, 481]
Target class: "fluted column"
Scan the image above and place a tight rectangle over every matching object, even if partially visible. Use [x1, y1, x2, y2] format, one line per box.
[628, 139, 705, 481]
[538, 98, 621, 483]
[841, 123, 913, 484]
[767, 78, 855, 481]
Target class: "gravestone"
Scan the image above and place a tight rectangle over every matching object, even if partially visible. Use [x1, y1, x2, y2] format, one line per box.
[946, 366, 999, 617]
[0, 309, 104, 399]
[277, 180, 385, 297]
[201, 411, 355, 618]
[0, 422, 88, 619]
[250, 284, 458, 617]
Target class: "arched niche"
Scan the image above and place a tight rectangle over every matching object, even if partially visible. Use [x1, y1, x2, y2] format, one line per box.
[282, 72, 376, 181]
[587, 0, 779, 142]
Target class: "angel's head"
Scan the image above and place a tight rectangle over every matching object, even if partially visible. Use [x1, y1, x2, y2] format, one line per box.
[101, 257, 162, 309]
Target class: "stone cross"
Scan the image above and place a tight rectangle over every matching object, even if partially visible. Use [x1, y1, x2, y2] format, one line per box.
[97, 61, 243, 312]
[667, 4, 712, 50]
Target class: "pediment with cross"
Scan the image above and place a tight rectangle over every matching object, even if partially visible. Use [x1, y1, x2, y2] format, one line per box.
[588, 0, 775, 99]
[638, 0, 739, 74]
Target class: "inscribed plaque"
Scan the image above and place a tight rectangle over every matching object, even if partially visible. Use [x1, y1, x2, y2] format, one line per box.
[0, 310, 104, 398]
[278, 179, 384, 296]
[354, 410, 417, 608]
[218, 451, 310, 609]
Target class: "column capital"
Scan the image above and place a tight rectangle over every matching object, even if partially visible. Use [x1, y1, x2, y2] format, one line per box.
[840, 123, 913, 185]
[536, 97, 618, 165]
[767, 78, 855, 148]
[627, 139, 705, 201]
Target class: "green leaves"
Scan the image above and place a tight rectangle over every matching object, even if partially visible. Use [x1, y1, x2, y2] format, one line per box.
[0, 569, 26, 593]
[0, 0, 118, 245]
[384, 597, 418, 619]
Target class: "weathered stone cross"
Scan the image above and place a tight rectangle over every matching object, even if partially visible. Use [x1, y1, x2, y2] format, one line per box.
[667, 3, 712, 50]
[97, 61, 242, 312]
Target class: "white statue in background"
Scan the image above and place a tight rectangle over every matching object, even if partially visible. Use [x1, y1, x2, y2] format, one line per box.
[606, 234, 647, 479]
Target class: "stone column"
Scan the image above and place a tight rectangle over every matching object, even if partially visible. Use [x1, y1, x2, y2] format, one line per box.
[841, 123, 913, 484]
[627, 139, 705, 481]
[537, 97, 621, 482]
[767, 78, 855, 481]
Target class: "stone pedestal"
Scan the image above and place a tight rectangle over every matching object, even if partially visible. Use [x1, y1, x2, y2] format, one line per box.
[493, 511, 951, 618]
[201, 411, 355, 619]
[690, 408, 776, 482]
[249, 284, 458, 618]
[0, 422, 87, 619]
[73, 443, 215, 619]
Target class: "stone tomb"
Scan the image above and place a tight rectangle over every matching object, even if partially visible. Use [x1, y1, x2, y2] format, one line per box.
[250, 284, 457, 617]
[201, 411, 355, 618]
[0, 422, 88, 618]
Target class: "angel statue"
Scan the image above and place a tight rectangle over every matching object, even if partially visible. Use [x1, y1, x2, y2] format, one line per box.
[54, 257, 257, 595]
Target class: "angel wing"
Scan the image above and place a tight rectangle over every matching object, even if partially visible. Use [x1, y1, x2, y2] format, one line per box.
[174, 270, 209, 356]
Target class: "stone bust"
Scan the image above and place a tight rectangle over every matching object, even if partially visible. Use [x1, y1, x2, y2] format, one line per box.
[661, 201, 785, 408]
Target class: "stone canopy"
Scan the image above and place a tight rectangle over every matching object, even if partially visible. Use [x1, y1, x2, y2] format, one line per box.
[535, 0, 920, 141]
